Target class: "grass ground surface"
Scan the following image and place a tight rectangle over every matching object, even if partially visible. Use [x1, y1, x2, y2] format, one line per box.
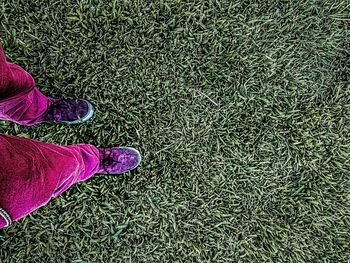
[0, 0, 350, 262]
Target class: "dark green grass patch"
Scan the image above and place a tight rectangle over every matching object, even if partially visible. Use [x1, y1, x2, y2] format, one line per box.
[0, 0, 350, 262]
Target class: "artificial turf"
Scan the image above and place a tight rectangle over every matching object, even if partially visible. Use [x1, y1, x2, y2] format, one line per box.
[0, 0, 350, 262]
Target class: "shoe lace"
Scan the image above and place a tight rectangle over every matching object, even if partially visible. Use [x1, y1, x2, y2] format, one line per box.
[46, 99, 72, 120]
[101, 148, 122, 175]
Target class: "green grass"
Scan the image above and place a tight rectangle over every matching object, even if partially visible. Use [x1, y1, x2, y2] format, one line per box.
[0, 0, 350, 262]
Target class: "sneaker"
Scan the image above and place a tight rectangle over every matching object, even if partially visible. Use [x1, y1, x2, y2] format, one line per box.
[44, 98, 94, 124]
[97, 147, 142, 174]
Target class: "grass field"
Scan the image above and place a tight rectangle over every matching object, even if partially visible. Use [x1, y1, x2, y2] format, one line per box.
[0, 0, 350, 262]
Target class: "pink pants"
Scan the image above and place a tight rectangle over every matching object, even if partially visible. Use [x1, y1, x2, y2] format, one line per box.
[0, 47, 99, 229]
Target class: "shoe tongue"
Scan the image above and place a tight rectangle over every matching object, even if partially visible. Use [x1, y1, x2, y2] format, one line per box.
[103, 156, 115, 166]
[51, 100, 72, 121]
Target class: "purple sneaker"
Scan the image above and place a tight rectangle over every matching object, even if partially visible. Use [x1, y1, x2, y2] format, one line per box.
[97, 147, 142, 174]
[44, 98, 94, 124]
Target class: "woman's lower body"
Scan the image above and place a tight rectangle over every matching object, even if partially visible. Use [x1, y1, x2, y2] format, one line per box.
[0, 47, 141, 229]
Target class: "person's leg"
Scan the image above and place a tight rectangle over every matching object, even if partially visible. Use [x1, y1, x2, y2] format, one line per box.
[0, 46, 94, 126]
[0, 46, 50, 125]
[0, 134, 99, 228]
[0, 134, 141, 229]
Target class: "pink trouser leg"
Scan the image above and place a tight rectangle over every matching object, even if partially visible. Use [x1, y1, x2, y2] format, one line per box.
[0, 46, 50, 126]
[0, 134, 100, 229]
[0, 47, 100, 228]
